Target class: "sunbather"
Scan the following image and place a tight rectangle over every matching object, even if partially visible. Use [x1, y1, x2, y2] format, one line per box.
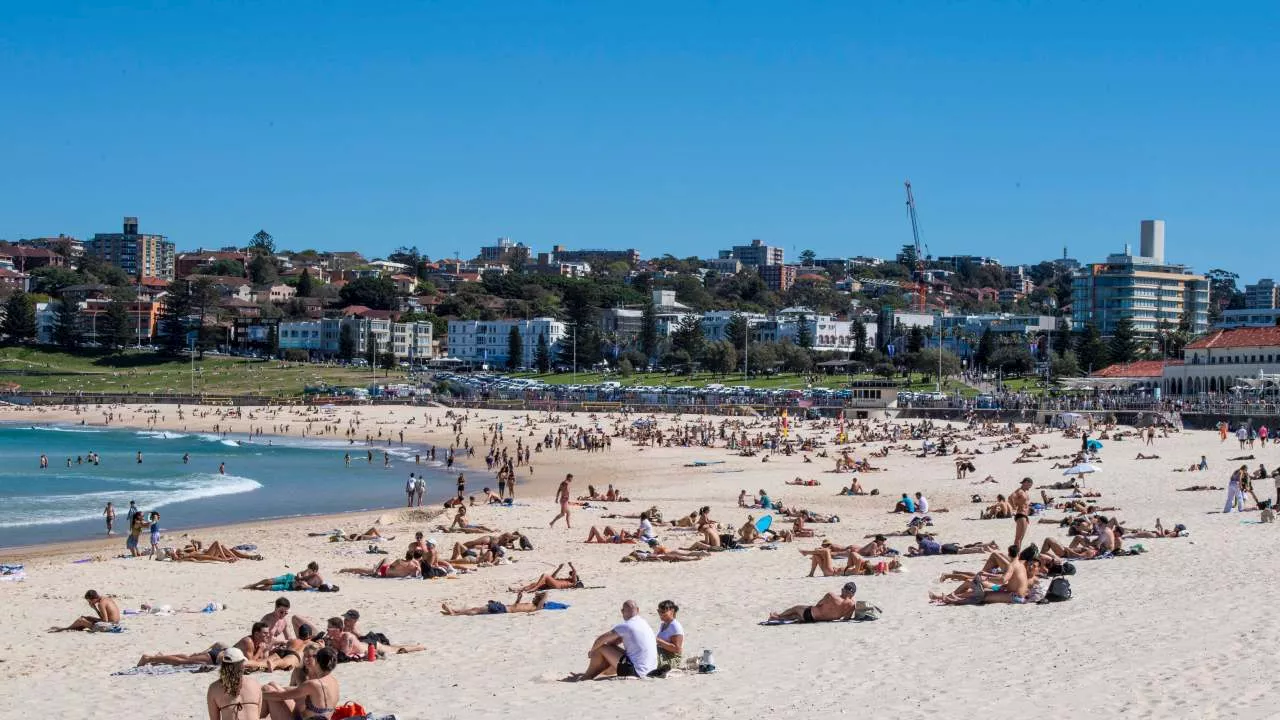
[339, 555, 422, 578]
[510, 563, 583, 592]
[441, 591, 549, 615]
[765, 582, 859, 623]
[244, 562, 324, 591]
[584, 525, 638, 543]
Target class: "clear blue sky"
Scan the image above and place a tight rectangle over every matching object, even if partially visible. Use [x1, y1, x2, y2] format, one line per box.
[2, 1, 1275, 279]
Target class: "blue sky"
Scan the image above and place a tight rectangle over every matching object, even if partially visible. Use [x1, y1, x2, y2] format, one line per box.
[1, 2, 1275, 279]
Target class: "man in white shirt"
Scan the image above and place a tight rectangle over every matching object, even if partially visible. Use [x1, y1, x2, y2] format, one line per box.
[571, 600, 657, 680]
[405, 474, 416, 507]
[914, 492, 929, 514]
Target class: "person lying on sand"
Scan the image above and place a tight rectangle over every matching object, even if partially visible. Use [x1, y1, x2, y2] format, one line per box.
[441, 591, 549, 616]
[243, 562, 326, 591]
[907, 536, 1000, 557]
[320, 527, 390, 542]
[621, 546, 710, 562]
[1135, 453, 1161, 460]
[160, 540, 263, 563]
[448, 540, 503, 566]
[855, 536, 894, 557]
[584, 526, 639, 544]
[1040, 535, 1107, 560]
[48, 589, 121, 632]
[801, 543, 901, 576]
[766, 582, 859, 623]
[786, 477, 820, 486]
[137, 642, 229, 668]
[510, 563, 583, 592]
[1121, 519, 1188, 538]
[1176, 485, 1222, 491]
[339, 554, 423, 578]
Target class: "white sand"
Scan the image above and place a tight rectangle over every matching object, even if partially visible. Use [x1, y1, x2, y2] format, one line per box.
[0, 402, 1274, 719]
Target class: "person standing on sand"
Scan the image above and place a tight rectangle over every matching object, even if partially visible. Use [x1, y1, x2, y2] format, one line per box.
[103, 502, 115, 535]
[550, 473, 573, 528]
[1010, 477, 1033, 553]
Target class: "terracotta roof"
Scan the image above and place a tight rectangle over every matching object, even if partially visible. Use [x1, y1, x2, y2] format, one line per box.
[1091, 360, 1180, 378]
[1185, 327, 1280, 350]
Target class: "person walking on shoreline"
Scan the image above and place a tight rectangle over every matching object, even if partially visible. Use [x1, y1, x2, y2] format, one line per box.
[550, 474, 573, 529]
[103, 502, 115, 536]
[405, 474, 416, 507]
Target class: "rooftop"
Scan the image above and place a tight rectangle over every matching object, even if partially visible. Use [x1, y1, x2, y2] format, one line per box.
[1090, 360, 1180, 378]
[1186, 326, 1280, 350]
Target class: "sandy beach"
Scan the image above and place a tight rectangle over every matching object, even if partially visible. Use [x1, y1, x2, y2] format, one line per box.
[1, 401, 1276, 719]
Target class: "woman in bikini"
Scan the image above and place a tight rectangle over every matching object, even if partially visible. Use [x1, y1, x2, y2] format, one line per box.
[206, 647, 263, 720]
[261, 646, 339, 720]
[509, 562, 582, 592]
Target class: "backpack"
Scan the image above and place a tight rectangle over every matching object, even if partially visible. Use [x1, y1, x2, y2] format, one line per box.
[330, 702, 367, 720]
[1045, 577, 1072, 602]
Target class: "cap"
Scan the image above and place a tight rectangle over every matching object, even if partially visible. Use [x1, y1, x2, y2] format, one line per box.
[343, 609, 360, 620]
[219, 647, 247, 664]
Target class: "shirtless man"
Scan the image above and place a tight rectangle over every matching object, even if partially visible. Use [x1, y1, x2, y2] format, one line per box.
[1010, 478, 1033, 553]
[324, 615, 424, 656]
[260, 597, 293, 644]
[49, 589, 121, 632]
[766, 582, 859, 623]
[234, 622, 276, 671]
[549, 473, 573, 529]
[856, 535, 892, 557]
[339, 553, 423, 578]
[930, 549, 1035, 605]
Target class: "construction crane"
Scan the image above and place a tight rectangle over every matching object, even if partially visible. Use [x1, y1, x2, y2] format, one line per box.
[904, 180, 929, 313]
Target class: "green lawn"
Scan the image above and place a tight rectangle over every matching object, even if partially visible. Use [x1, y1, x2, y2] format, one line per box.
[0, 347, 403, 396]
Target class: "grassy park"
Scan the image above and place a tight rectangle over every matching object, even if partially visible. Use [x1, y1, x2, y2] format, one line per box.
[0, 347, 402, 396]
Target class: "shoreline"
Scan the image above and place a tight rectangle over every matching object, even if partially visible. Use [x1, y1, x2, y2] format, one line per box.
[0, 406, 523, 556]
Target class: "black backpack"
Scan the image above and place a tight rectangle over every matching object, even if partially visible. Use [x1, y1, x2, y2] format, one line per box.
[1044, 577, 1072, 602]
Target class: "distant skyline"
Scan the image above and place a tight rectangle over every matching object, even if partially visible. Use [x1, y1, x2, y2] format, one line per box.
[2, 2, 1276, 281]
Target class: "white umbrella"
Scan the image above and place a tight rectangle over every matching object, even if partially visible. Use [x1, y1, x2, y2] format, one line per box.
[1063, 463, 1100, 476]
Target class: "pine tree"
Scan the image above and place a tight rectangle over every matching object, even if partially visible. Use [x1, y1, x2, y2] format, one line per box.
[1108, 317, 1138, 364]
[907, 325, 925, 353]
[506, 325, 523, 370]
[796, 313, 813, 350]
[1075, 323, 1110, 373]
[297, 268, 313, 298]
[639, 301, 659, 359]
[102, 298, 133, 352]
[975, 328, 995, 369]
[160, 279, 192, 356]
[535, 333, 551, 373]
[338, 325, 356, 361]
[851, 319, 867, 359]
[53, 299, 82, 351]
[2, 291, 37, 344]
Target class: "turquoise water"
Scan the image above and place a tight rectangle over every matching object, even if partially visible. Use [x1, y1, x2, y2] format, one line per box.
[0, 424, 472, 548]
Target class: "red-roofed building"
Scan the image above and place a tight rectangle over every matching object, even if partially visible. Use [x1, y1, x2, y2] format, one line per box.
[1116, 326, 1280, 394]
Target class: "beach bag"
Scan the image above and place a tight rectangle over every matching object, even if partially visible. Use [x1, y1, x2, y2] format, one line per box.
[519, 535, 533, 551]
[853, 602, 882, 621]
[1045, 577, 1072, 602]
[330, 702, 367, 719]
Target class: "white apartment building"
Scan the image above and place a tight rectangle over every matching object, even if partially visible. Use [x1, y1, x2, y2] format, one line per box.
[278, 318, 433, 361]
[446, 318, 567, 368]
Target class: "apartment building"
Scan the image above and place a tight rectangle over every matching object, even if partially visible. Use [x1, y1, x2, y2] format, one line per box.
[445, 318, 567, 368]
[88, 217, 176, 280]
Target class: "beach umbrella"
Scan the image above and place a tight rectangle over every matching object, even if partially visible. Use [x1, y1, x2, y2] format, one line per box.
[1086, 439, 1103, 451]
[1063, 463, 1100, 476]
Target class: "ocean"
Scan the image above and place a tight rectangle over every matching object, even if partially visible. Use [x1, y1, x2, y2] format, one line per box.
[0, 424, 474, 547]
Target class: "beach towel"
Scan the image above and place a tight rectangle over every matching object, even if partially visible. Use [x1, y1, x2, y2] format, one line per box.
[89, 622, 127, 633]
[543, 601, 570, 610]
[0, 563, 24, 582]
[233, 544, 258, 552]
[112, 664, 212, 677]
[759, 617, 871, 626]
